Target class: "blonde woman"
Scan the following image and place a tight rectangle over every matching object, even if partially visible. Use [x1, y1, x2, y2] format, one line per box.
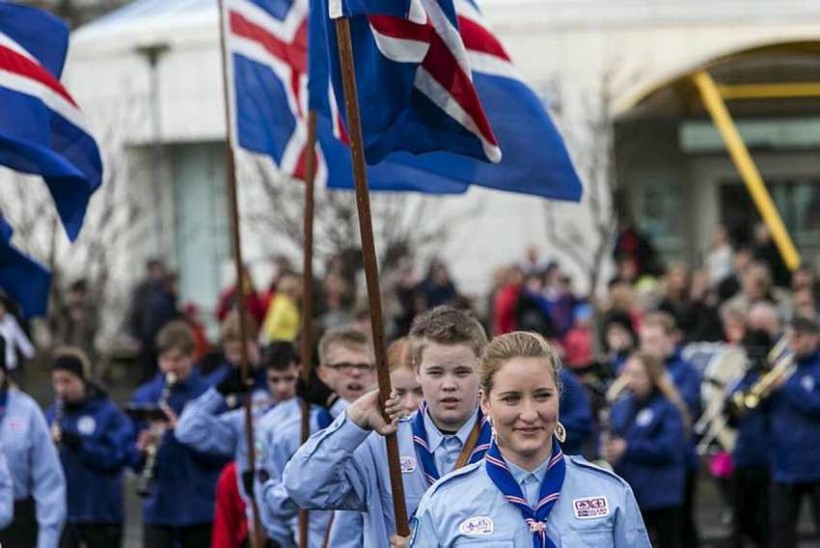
[605, 351, 688, 547]
[407, 331, 649, 547]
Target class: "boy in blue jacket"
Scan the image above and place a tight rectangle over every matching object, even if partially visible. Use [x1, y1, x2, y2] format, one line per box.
[47, 348, 134, 548]
[129, 321, 227, 548]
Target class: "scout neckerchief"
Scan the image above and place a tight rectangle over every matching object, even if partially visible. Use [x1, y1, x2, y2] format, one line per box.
[411, 401, 492, 485]
[485, 436, 566, 548]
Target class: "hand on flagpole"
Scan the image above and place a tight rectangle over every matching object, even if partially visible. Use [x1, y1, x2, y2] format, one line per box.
[389, 534, 410, 548]
[346, 389, 405, 435]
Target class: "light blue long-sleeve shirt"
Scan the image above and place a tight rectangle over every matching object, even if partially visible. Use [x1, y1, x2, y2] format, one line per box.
[1, 387, 66, 548]
[255, 397, 332, 547]
[410, 455, 651, 547]
[0, 450, 13, 528]
[283, 406, 483, 547]
[174, 387, 272, 479]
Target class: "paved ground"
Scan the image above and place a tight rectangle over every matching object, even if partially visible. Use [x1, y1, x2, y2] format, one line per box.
[19, 360, 820, 547]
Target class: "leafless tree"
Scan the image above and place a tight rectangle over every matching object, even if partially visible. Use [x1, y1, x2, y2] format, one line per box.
[239, 155, 482, 277]
[540, 64, 642, 295]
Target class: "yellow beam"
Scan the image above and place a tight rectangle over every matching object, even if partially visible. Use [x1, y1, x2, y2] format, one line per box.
[718, 82, 820, 100]
[692, 71, 801, 272]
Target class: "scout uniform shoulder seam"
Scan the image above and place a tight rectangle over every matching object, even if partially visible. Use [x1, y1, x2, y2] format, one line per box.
[427, 460, 483, 496]
[567, 455, 628, 487]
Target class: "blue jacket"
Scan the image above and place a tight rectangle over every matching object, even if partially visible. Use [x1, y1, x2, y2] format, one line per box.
[611, 393, 686, 511]
[559, 368, 594, 455]
[665, 349, 701, 470]
[0, 387, 66, 548]
[130, 371, 228, 526]
[769, 350, 820, 483]
[727, 372, 771, 468]
[45, 387, 134, 525]
[410, 455, 649, 547]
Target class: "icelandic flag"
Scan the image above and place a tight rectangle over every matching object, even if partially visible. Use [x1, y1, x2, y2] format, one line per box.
[322, 0, 501, 165]
[0, 216, 51, 318]
[224, 0, 468, 192]
[227, 0, 581, 201]
[0, 3, 103, 241]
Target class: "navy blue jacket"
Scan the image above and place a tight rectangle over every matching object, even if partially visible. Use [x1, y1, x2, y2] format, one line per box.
[45, 386, 134, 525]
[727, 372, 771, 468]
[130, 371, 228, 526]
[558, 368, 593, 455]
[666, 349, 701, 470]
[611, 392, 686, 511]
[769, 350, 820, 483]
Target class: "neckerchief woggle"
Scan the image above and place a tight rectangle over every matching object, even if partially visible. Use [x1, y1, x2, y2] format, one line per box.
[411, 401, 492, 485]
[485, 436, 566, 548]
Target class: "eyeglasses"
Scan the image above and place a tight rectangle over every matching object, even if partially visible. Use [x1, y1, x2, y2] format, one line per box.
[325, 362, 375, 374]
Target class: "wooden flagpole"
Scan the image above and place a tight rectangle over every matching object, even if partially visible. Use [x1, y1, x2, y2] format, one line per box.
[333, 17, 410, 537]
[216, 2, 263, 547]
[298, 110, 318, 548]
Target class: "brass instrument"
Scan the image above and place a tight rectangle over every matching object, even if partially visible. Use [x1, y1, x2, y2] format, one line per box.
[730, 336, 794, 416]
[137, 371, 178, 498]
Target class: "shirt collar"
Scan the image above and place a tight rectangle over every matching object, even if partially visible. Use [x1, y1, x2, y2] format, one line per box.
[506, 452, 552, 486]
[422, 406, 479, 452]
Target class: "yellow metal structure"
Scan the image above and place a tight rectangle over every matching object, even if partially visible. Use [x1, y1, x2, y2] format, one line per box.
[692, 71, 801, 271]
[718, 82, 820, 101]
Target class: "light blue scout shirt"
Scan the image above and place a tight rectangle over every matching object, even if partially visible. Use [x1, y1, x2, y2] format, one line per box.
[0, 449, 13, 528]
[283, 406, 482, 548]
[410, 456, 650, 547]
[0, 387, 66, 548]
[174, 386, 272, 486]
[255, 397, 332, 547]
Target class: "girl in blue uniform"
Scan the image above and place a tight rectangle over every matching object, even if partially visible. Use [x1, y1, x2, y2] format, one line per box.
[47, 348, 134, 548]
[408, 331, 649, 547]
[605, 351, 688, 548]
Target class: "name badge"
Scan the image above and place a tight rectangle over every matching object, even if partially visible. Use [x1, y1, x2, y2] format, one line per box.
[573, 496, 610, 519]
[635, 409, 654, 427]
[459, 516, 494, 536]
[400, 456, 417, 473]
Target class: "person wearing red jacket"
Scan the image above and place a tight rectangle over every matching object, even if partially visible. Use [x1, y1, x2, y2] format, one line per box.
[211, 461, 248, 548]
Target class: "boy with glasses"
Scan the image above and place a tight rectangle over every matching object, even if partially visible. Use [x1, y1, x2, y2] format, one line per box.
[255, 326, 376, 546]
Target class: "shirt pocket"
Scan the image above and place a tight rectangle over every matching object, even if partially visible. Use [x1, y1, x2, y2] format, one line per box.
[564, 523, 615, 546]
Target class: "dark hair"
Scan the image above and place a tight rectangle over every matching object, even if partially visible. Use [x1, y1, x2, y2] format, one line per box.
[264, 342, 299, 371]
[155, 321, 195, 355]
[409, 306, 488, 367]
[69, 279, 89, 293]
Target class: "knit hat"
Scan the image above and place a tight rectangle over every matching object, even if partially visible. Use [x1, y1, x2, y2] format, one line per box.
[51, 350, 90, 380]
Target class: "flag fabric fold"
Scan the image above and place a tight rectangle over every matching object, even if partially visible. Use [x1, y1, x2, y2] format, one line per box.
[321, 0, 501, 165]
[0, 216, 51, 318]
[0, 3, 103, 241]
